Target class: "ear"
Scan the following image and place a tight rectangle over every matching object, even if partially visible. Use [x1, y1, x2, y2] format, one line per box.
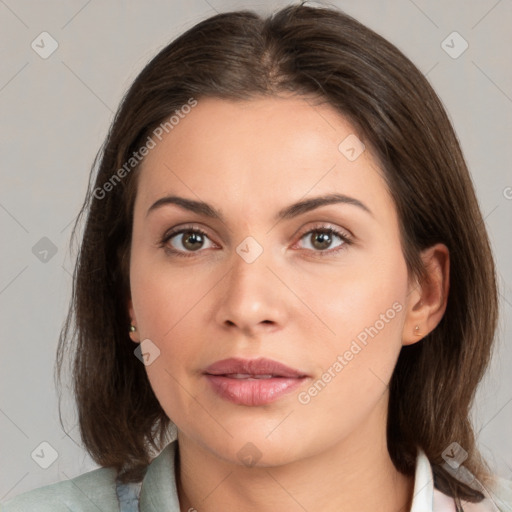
[127, 297, 140, 344]
[402, 243, 450, 346]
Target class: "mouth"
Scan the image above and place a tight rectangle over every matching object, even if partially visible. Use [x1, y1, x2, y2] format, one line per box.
[203, 358, 309, 406]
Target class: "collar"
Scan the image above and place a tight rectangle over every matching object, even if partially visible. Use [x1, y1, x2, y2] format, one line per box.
[138, 440, 180, 511]
[411, 447, 437, 512]
[412, 447, 460, 512]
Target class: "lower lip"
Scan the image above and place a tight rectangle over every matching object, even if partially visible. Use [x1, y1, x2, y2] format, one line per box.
[205, 375, 305, 406]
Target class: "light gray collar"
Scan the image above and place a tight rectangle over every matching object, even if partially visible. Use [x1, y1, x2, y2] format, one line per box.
[139, 440, 181, 511]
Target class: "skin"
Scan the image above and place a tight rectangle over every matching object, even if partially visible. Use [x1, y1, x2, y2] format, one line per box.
[128, 95, 450, 512]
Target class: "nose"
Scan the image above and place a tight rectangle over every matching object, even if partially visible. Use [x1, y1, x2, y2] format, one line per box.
[214, 240, 288, 337]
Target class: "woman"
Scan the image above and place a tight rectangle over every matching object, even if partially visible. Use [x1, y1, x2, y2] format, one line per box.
[3, 3, 511, 511]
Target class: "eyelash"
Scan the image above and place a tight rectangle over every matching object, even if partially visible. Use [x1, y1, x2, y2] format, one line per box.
[159, 223, 353, 259]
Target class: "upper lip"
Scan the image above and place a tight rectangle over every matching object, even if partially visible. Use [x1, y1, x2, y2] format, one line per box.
[204, 358, 307, 378]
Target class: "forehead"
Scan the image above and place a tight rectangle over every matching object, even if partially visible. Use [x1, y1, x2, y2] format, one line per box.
[134, 95, 394, 224]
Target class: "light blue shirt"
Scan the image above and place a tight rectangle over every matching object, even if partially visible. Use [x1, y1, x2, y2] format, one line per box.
[2, 440, 511, 511]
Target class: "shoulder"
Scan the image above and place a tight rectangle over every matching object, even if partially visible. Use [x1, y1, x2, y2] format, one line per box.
[435, 475, 512, 512]
[476, 475, 512, 511]
[0, 442, 178, 512]
[457, 474, 512, 512]
[0, 466, 120, 512]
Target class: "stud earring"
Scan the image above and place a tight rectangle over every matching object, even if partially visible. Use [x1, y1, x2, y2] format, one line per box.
[414, 325, 421, 335]
[130, 325, 136, 332]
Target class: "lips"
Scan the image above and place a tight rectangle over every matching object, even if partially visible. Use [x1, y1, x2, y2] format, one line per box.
[204, 358, 308, 406]
[205, 358, 306, 378]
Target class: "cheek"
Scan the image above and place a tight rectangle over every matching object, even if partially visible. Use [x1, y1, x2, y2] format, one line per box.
[301, 240, 408, 343]
[130, 276, 202, 383]
[131, 264, 202, 419]
[129, 252, 215, 408]
[143, 358, 201, 432]
[295, 245, 408, 419]
[129, 247, 212, 340]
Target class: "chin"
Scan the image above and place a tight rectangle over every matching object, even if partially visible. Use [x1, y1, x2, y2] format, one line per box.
[189, 424, 308, 468]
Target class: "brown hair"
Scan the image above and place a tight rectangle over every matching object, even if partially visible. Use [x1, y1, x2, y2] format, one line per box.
[56, 2, 499, 504]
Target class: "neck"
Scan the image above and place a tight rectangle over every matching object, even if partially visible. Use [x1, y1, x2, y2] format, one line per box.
[175, 405, 414, 512]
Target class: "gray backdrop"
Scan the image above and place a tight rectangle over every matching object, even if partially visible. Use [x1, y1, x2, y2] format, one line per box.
[1, 0, 511, 500]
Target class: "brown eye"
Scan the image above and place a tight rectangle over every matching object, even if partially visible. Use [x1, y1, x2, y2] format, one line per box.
[161, 227, 215, 257]
[297, 226, 352, 256]
[180, 231, 205, 251]
[309, 230, 335, 250]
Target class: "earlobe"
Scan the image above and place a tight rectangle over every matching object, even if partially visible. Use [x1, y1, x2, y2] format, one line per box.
[402, 243, 450, 346]
[127, 298, 140, 343]
[129, 324, 140, 343]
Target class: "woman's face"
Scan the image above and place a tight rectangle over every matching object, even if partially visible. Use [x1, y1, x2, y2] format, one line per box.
[128, 95, 417, 466]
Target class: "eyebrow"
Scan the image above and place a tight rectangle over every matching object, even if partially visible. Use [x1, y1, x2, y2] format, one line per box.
[146, 192, 373, 222]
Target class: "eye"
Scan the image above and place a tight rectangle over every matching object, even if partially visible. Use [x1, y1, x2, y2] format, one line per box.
[159, 223, 353, 259]
[295, 224, 352, 256]
[160, 226, 216, 258]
